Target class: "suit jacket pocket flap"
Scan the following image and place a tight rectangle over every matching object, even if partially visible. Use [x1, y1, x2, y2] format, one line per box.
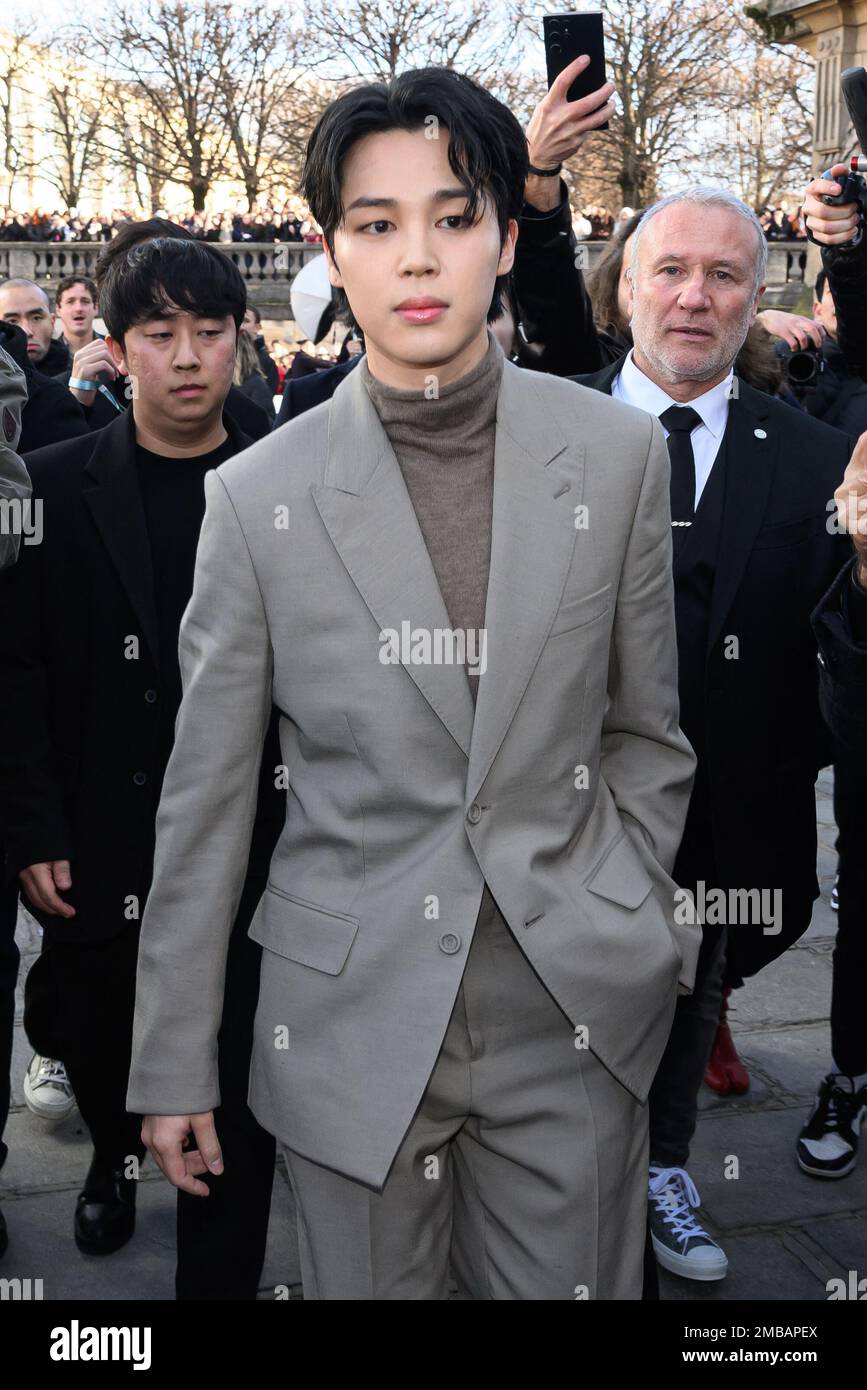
[250, 886, 360, 975]
[585, 832, 654, 909]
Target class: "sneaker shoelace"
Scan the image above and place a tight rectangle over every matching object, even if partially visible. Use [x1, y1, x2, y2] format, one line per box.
[35, 1058, 69, 1087]
[813, 1076, 862, 1135]
[649, 1166, 711, 1247]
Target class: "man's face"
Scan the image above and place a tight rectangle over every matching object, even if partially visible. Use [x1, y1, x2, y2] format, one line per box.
[242, 307, 257, 336]
[57, 283, 96, 338]
[108, 307, 237, 428]
[324, 126, 517, 384]
[813, 280, 837, 339]
[0, 284, 55, 363]
[627, 204, 764, 386]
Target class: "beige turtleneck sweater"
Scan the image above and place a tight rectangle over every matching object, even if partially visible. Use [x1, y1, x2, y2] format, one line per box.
[358, 329, 505, 705]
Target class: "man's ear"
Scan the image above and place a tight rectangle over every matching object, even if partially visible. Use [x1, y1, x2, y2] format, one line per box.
[322, 238, 344, 290]
[751, 284, 766, 323]
[105, 334, 128, 376]
[496, 219, 519, 278]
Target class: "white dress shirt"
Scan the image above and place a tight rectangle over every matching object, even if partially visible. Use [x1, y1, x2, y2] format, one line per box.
[611, 349, 732, 509]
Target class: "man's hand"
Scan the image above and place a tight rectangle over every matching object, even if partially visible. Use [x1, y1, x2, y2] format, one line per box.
[834, 430, 867, 587]
[142, 1112, 224, 1197]
[757, 308, 826, 351]
[803, 162, 860, 246]
[19, 860, 76, 918]
[69, 338, 119, 408]
[525, 54, 617, 212]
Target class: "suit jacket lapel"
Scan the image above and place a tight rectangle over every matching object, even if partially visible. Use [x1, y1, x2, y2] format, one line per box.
[706, 382, 777, 656]
[311, 359, 477, 757]
[82, 408, 160, 671]
[465, 361, 577, 800]
[569, 358, 623, 394]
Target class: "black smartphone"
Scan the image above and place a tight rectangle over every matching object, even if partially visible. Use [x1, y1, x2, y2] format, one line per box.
[543, 12, 608, 129]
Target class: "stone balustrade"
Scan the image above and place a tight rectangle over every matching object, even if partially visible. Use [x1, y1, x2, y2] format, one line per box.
[0, 241, 324, 318]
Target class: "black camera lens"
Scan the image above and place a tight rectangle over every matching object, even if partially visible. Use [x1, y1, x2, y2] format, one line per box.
[786, 348, 820, 387]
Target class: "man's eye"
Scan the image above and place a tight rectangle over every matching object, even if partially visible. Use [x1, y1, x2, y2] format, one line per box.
[661, 266, 681, 276]
[713, 270, 732, 281]
[438, 214, 472, 229]
[360, 220, 392, 234]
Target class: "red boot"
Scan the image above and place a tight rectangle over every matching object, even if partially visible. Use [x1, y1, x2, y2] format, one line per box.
[704, 988, 750, 1095]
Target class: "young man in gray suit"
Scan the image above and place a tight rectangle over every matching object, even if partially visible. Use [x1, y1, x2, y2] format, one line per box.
[127, 67, 701, 1300]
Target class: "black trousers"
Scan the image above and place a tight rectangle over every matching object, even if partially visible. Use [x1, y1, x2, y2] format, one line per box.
[175, 873, 275, 1301]
[23, 877, 275, 1299]
[831, 754, 867, 1075]
[0, 871, 18, 1174]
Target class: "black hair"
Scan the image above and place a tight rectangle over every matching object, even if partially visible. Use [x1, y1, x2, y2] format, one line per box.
[99, 237, 246, 344]
[815, 268, 828, 302]
[94, 217, 195, 296]
[300, 66, 527, 326]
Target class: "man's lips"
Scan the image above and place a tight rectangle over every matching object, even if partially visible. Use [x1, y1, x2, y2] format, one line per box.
[669, 326, 713, 337]
[394, 300, 447, 324]
[172, 384, 206, 395]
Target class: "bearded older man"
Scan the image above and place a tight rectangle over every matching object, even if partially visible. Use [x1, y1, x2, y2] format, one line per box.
[573, 186, 852, 1284]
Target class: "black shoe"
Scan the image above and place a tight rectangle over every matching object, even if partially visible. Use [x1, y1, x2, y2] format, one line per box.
[796, 1074, 867, 1179]
[74, 1153, 137, 1255]
[0, 1204, 7, 1259]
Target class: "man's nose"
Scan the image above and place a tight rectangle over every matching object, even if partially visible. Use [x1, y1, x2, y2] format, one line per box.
[677, 275, 709, 309]
[397, 227, 439, 275]
[173, 335, 200, 366]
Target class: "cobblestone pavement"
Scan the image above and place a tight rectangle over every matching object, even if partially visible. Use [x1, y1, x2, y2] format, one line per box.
[1, 770, 862, 1302]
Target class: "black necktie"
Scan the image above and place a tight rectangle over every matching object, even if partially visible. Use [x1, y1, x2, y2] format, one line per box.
[659, 405, 702, 528]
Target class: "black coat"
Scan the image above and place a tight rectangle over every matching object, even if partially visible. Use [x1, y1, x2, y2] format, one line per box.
[812, 556, 867, 774]
[573, 360, 853, 976]
[38, 337, 72, 377]
[823, 236, 867, 381]
[0, 405, 283, 945]
[0, 321, 89, 451]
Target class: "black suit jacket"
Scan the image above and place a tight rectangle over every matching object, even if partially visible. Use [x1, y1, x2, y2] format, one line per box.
[812, 557, 867, 774]
[0, 405, 283, 944]
[573, 359, 853, 975]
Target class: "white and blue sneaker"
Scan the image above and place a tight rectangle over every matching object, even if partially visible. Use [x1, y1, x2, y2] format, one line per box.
[648, 1165, 728, 1281]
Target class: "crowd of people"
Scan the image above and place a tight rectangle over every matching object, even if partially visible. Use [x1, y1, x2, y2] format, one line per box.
[0, 54, 865, 1306]
[0, 201, 808, 250]
[0, 205, 324, 245]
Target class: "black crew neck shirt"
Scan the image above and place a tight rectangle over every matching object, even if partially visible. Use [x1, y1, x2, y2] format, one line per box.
[134, 431, 237, 762]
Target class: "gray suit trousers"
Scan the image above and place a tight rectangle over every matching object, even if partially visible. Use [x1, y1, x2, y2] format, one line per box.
[283, 887, 649, 1300]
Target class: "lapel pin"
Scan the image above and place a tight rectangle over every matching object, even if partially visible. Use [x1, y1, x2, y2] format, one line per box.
[754, 428, 767, 439]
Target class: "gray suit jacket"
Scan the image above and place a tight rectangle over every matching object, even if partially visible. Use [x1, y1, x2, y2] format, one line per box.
[127, 355, 700, 1189]
[0, 346, 29, 572]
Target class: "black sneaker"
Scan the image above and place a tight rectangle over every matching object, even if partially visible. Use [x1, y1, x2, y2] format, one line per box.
[797, 1074, 867, 1178]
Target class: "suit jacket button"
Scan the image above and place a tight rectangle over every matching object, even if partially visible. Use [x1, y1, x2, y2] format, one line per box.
[439, 933, 461, 954]
[133, 771, 147, 786]
[144, 688, 157, 703]
[466, 803, 482, 825]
